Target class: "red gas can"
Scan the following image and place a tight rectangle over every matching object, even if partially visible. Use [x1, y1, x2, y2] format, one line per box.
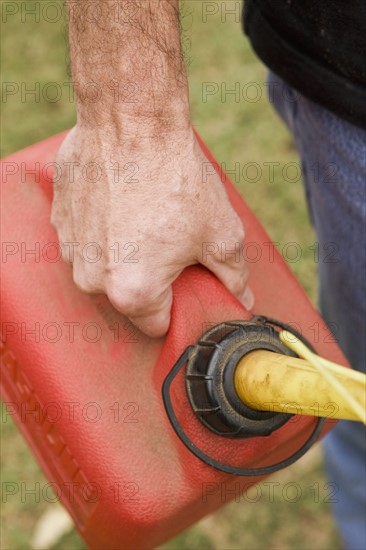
[0, 132, 347, 549]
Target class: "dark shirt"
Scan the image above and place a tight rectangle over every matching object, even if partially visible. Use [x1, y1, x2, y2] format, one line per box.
[243, 0, 366, 129]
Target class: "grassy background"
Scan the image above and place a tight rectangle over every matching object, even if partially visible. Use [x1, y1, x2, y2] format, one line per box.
[1, 1, 341, 548]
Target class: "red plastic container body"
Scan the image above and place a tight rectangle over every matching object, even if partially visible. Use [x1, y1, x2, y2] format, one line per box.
[0, 133, 347, 549]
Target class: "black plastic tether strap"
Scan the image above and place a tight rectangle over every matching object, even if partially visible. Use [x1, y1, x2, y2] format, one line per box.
[162, 346, 325, 477]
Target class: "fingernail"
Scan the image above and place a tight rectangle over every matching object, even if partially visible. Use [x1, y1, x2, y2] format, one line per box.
[241, 286, 255, 310]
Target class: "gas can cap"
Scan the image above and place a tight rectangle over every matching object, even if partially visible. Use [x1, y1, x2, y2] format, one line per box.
[185, 319, 294, 438]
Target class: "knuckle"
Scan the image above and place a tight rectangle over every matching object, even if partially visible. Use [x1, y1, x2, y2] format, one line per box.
[72, 267, 96, 294]
[107, 278, 152, 315]
[235, 224, 245, 244]
[61, 247, 72, 265]
[217, 209, 245, 239]
[130, 309, 171, 338]
[228, 272, 247, 297]
[50, 205, 69, 239]
[50, 207, 60, 230]
[107, 270, 171, 317]
[229, 217, 245, 243]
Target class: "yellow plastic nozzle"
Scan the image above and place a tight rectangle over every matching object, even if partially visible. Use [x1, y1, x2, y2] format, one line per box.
[234, 334, 366, 424]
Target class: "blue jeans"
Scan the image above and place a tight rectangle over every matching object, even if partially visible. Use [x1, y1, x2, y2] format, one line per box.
[269, 72, 366, 550]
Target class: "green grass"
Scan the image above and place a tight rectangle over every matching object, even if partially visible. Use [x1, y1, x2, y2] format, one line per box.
[1, 1, 340, 549]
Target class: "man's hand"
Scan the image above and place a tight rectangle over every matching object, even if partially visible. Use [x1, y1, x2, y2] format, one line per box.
[52, 0, 253, 337]
[51, 125, 253, 337]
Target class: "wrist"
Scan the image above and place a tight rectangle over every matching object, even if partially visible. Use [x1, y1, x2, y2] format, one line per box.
[76, 97, 193, 142]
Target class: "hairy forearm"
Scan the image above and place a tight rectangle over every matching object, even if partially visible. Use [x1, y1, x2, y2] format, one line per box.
[66, 0, 191, 133]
